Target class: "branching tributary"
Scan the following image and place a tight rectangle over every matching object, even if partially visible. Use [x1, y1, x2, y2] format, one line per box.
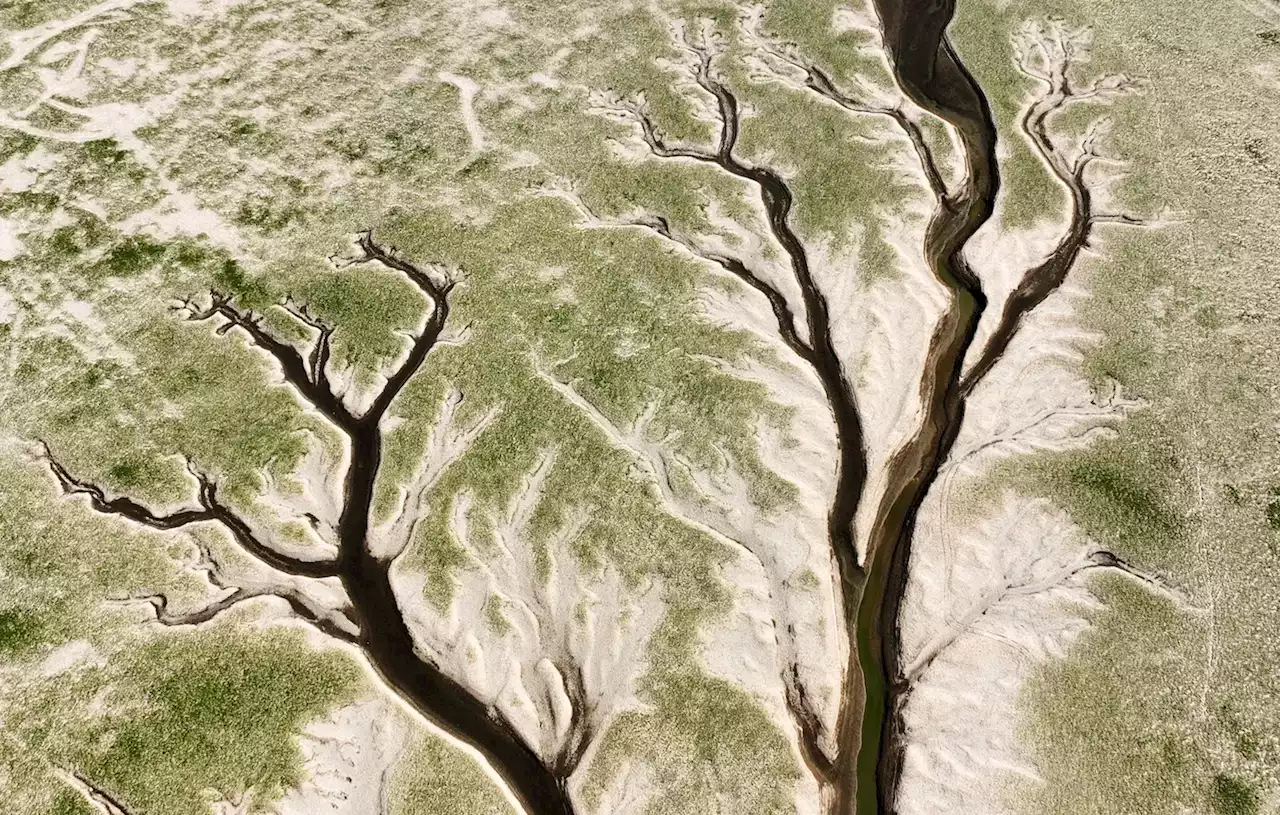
[46, 233, 579, 815]
[854, 2, 1120, 813]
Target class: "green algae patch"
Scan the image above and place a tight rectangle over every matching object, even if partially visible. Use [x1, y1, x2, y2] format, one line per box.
[0, 454, 178, 655]
[0, 457, 365, 814]
[1018, 575, 1278, 815]
[0, 608, 45, 656]
[1018, 577, 1206, 815]
[1211, 774, 1261, 815]
[363, 197, 798, 609]
[391, 735, 515, 815]
[81, 629, 360, 815]
[48, 789, 96, 815]
[997, 413, 1187, 567]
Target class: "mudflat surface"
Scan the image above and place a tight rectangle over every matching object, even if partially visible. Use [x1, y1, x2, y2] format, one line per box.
[1, 2, 1276, 815]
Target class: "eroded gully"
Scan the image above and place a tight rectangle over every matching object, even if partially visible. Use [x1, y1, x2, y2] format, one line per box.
[846, 1, 1001, 814]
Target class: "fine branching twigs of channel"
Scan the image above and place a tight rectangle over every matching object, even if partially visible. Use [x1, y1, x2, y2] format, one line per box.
[543, 6, 1164, 814]
[959, 18, 1158, 392]
[39, 230, 607, 815]
[903, 546, 1190, 688]
[531, 347, 835, 779]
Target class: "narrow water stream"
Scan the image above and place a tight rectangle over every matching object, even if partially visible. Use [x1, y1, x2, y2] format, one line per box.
[855, 1, 1001, 812]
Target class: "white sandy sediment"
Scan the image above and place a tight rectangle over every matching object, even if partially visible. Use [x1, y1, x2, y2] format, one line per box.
[810, 216, 948, 561]
[960, 191, 1081, 376]
[895, 493, 1105, 815]
[896, 280, 1142, 815]
[683, 278, 846, 737]
[276, 698, 411, 815]
[390, 448, 666, 803]
[165, 0, 244, 19]
[0, 217, 23, 262]
[689, 181, 951, 796]
[439, 73, 487, 153]
[37, 640, 107, 678]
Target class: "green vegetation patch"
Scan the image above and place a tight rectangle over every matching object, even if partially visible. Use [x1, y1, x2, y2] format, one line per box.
[999, 414, 1186, 565]
[81, 629, 360, 815]
[1211, 774, 1261, 815]
[1020, 578, 1207, 814]
[391, 735, 514, 815]
[0, 607, 45, 656]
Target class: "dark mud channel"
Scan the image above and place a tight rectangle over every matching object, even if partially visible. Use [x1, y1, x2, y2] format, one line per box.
[857, 0, 1000, 812]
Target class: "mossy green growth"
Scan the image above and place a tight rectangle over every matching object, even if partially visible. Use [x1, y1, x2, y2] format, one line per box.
[733, 72, 915, 250]
[1000, 417, 1185, 564]
[49, 789, 96, 815]
[96, 235, 169, 279]
[46, 212, 114, 260]
[0, 607, 45, 656]
[0, 188, 59, 216]
[0, 456, 363, 814]
[1263, 488, 1280, 531]
[209, 256, 275, 308]
[1019, 577, 1205, 814]
[1059, 457, 1180, 536]
[81, 629, 360, 815]
[105, 457, 168, 491]
[582, 603, 799, 815]
[1210, 774, 1260, 815]
[0, 128, 40, 160]
[759, 0, 883, 81]
[0, 454, 179, 657]
[1214, 699, 1263, 763]
[391, 735, 514, 815]
[82, 138, 131, 168]
[286, 258, 428, 373]
[6, 280, 318, 506]
[483, 595, 512, 636]
[366, 197, 796, 604]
